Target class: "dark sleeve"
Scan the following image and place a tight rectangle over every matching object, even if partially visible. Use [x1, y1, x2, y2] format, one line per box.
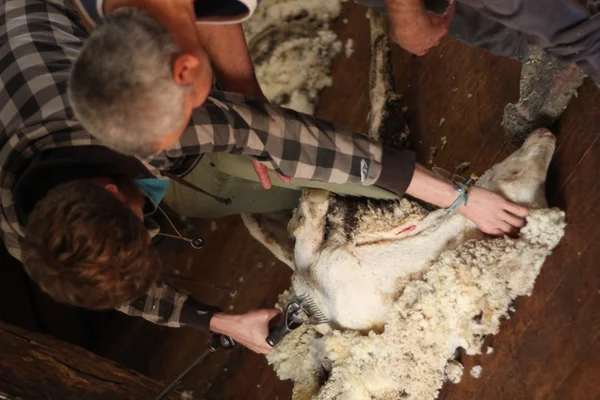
[179, 298, 223, 330]
[374, 146, 416, 195]
[115, 282, 221, 330]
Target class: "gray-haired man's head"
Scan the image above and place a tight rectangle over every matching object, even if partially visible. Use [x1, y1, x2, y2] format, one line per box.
[69, 8, 213, 156]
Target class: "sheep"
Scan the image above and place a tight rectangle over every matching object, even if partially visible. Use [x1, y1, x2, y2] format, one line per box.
[259, 130, 564, 400]
[242, 9, 566, 400]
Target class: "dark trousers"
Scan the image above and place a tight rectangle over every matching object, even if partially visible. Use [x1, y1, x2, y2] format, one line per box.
[357, 0, 600, 82]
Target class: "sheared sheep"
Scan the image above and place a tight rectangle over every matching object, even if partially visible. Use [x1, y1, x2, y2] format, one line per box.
[242, 9, 566, 400]
[262, 131, 565, 400]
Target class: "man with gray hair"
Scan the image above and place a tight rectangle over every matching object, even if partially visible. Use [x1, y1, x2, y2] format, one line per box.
[70, 1, 265, 156]
[70, 0, 600, 160]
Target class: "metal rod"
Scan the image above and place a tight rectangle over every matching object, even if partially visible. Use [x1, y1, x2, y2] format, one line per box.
[153, 348, 214, 400]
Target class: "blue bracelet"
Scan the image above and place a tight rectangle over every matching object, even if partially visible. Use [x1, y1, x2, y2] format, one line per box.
[447, 177, 475, 212]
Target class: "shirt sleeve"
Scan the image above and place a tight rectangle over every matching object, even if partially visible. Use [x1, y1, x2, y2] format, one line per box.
[72, 0, 105, 28]
[153, 91, 416, 195]
[115, 282, 222, 330]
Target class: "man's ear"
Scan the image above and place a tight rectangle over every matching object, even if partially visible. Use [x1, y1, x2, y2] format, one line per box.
[104, 183, 121, 198]
[173, 54, 200, 85]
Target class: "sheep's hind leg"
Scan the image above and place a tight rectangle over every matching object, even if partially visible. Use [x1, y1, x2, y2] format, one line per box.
[502, 46, 586, 144]
[367, 9, 410, 150]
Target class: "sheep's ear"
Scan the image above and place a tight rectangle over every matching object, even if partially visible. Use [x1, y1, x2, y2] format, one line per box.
[241, 212, 296, 270]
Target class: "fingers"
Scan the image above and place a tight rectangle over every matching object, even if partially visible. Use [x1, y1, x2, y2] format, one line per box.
[276, 173, 292, 184]
[497, 220, 514, 235]
[252, 342, 273, 354]
[488, 228, 504, 237]
[442, 1, 456, 21]
[258, 310, 282, 353]
[502, 212, 526, 229]
[252, 159, 272, 190]
[252, 160, 291, 188]
[484, 213, 522, 237]
[505, 202, 530, 218]
[264, 309, 282, 320]
[429, 3, 454, 30]
[486, 223, 516, 238]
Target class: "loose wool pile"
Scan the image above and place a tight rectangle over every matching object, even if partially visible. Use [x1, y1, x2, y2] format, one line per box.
[267, 208, 566, 400]
[243, 0, 342, 114]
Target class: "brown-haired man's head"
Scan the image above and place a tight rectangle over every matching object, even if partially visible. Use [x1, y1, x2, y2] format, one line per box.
[22, 179, 160, 309]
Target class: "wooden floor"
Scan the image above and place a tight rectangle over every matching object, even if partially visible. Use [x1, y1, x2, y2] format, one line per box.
[1, 2, 600, 399]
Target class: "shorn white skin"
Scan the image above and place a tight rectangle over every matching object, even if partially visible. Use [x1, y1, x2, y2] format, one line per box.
[291, 129, 556, 331]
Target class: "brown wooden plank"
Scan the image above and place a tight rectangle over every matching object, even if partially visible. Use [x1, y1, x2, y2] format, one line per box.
[546, 335, 600, 400]
[317, 2, 372, 134]
[0, 240, 98, 349]
[0, 320, 180, 400]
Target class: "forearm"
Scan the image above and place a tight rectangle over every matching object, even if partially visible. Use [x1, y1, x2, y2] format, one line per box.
[116, 282, 221, 330]
[209, 312, 240, 333]
[405, 163, 532, 236]
[404, 163, 459, 208]
[195, 23, 264, 97]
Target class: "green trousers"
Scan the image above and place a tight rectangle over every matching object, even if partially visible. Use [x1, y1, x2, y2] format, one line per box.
[164, 153, 397, 219]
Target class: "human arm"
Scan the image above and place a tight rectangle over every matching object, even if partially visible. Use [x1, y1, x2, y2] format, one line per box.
[405, 164, 529, 235]
[154, 92, 525, 233]
[384, 0, 455, 55]
[117, 282, 280, 353]
[115, 282, 220, 328]
[157, 91, 417, 195]
[194, 23, 292, 188]
[195, 22, 266, 99]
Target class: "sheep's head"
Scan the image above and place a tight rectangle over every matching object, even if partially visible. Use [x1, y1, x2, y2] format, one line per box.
[477, 128, 556, 209]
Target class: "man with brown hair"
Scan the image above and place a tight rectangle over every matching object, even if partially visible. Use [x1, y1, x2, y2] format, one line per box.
[22, 179, 158, 310]
[1, 0, 318, 354]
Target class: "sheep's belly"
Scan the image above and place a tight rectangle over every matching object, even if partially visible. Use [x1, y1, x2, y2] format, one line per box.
[300, 214, 470, 330]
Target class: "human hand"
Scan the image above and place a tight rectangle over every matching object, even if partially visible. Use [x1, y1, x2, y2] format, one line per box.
[252, 160, 292, 190]
[457, 186, 529, 236]
[209, 309, 281, 354]
[388, 0, 455, 56]
[249, 90, 293, 190]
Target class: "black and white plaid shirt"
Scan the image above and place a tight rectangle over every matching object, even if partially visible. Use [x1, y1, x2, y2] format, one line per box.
[0, 0, 415, 330]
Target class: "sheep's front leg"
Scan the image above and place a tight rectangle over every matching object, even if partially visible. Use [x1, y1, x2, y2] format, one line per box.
[242, 211, 296, 269]
[289, 190, 331, 271]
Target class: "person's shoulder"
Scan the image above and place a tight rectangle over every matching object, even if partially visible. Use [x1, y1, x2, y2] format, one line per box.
[2, 0, 89, 35]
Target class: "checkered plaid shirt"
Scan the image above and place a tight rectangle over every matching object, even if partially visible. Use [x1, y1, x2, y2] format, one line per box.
[1, 0, 412, 330]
